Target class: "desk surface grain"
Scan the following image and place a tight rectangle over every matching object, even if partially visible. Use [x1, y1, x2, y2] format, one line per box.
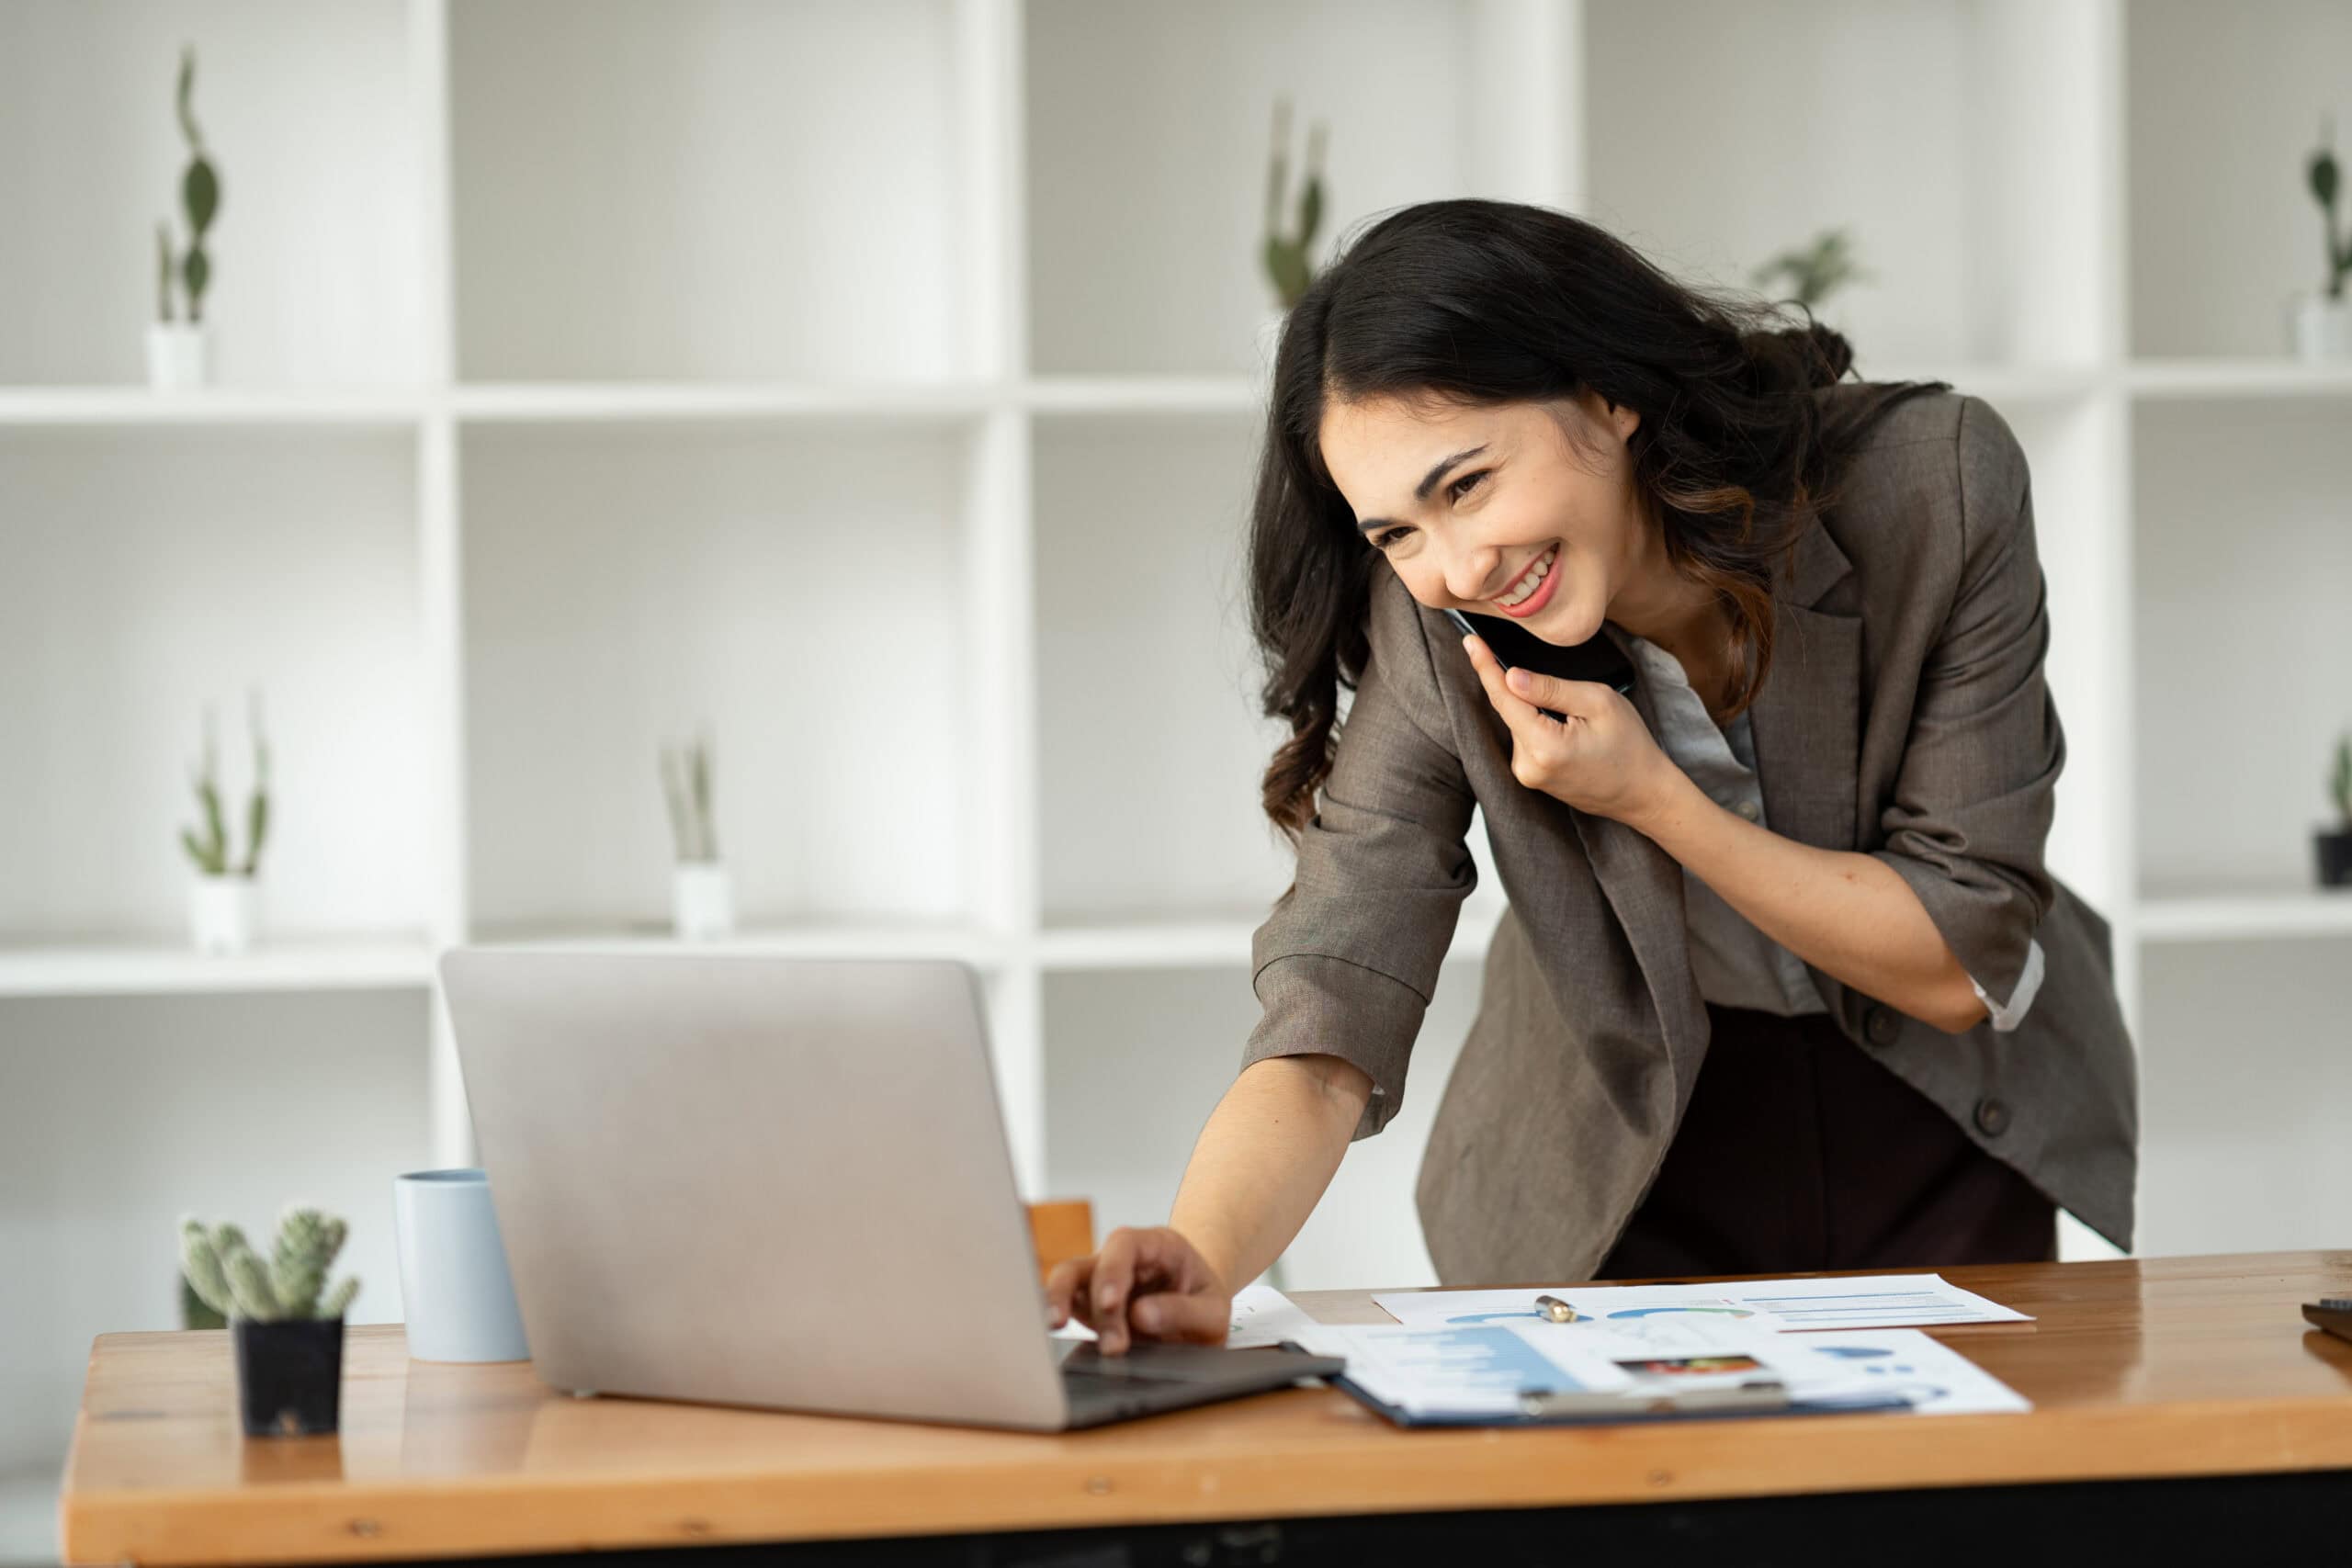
[61, 1250, 2352, 1565]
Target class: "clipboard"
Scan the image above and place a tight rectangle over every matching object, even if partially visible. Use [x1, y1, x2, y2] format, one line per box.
[1284, 1340, 1917, 1428]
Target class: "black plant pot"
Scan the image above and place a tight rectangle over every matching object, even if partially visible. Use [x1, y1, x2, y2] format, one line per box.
[2318, 829, 2352, 889]
[232, 1317, 344, 1437]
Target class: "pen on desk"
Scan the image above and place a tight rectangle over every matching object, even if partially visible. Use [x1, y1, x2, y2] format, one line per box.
[1533, 1294, 1578, 1323]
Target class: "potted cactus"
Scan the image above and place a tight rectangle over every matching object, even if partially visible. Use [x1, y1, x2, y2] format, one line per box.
[2290, 116, 2352, 361]
[1255, 96, 1326, 379]
[182, 692, 268, 954]
[2318, 733, 2352, 887]
[148, 44, 222, 389]
[661, 729, 733, 939]
[180, 1208, 359, 1437]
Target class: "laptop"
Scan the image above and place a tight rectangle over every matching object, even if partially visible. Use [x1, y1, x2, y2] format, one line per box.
[435, 946, 1344, 1430]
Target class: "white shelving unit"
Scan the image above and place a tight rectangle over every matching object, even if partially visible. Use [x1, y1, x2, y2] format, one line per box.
[6, 0, 2351, 1499]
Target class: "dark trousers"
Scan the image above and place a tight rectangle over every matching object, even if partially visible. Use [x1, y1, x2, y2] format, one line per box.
[1594, 1002, 2056, 1280]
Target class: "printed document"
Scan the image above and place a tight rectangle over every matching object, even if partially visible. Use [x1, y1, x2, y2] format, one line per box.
[1373, 1272, 2030, 1332]
[1287, 1316, 2030, 1421]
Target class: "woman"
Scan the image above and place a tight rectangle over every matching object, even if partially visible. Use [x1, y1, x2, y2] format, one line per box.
[1048, 199, 2136, 1355]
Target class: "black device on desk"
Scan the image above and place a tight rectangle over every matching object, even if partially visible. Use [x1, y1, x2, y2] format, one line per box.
[1442, 607, 1637, 722]
[2301, 1297, 2352, 1344]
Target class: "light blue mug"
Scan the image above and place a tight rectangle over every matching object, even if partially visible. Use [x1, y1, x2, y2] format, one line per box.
[393, 1168, 530, 1363]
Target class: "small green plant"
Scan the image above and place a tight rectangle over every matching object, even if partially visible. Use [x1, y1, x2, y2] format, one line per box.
[180, 1208, 359, 1323]
[154, 44, 222, 325]
[1751, 227, 1870, 310]
[1261, 96, 1327, 310]
[154, 221, 175, 325]
[181, 692, 268, 878]
[2330, 732, 2350, 826]
[179, 1272, 226, 1330]
[2308, 116, 2350, 301]
[660, 730, 719, 863]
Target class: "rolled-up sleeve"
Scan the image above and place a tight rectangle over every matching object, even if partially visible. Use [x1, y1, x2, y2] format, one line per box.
[1871, 395, 2063, 1010]
[1240, 574, 1477, 1138]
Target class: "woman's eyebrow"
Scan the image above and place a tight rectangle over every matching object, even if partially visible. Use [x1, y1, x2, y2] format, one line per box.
[1355, 445, 1489, 533]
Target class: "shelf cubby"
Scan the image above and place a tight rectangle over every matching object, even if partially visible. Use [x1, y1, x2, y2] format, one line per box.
[0, 0, 424, 389]
[1584, 0, 2114, 372]
[458, 419, 982, 934]
[1030, 409, 1298, 924]
[0, 425, 430, 947]
[449, 0, 971, 384]
[1023, 0, 1570, 378]
[2126, 0, 2352, 360]
[2131, 396, 2352, 899]
[0, 988, 429, 1471]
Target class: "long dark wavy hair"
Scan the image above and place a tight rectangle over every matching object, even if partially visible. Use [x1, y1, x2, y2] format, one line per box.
[1250, 197, 1951, 841]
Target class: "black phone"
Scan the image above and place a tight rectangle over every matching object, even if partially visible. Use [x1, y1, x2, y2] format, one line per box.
[1442, 607, 1637, 722]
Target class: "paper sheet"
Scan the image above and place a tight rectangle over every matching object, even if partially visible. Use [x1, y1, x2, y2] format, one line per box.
[1374, 1272, 2030, 1332]
[1371, 1281, 1796, 1331]
[1718, 1274, 2032, 1328]
[1768, 1328, 2031, 1416]
[1226, 1282, 1318, 1348]
[1288, 1317, 2030, 1421]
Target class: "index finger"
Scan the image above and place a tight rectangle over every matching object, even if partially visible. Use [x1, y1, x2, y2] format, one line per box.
[1462, 633, 1549, 737]
[1091, 1228, 1143, 1356]
[1045, 1254, 1095, 1329]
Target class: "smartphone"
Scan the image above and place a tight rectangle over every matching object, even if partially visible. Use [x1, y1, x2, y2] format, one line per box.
[1442, 606, 1636, 722]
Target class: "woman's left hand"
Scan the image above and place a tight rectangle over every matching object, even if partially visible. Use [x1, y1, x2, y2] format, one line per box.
[1462, 633, 1682, 829]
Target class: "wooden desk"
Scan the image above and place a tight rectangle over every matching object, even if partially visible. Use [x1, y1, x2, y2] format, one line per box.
[61, 1251, 2352, 1565]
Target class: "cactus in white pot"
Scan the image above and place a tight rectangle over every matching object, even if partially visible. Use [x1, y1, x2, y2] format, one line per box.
[1255, 96, 1327, 380]
[661, 728, 733, 939]
[148, 43, 223, 389]
[182, 691, 268, 953]
[2291, 116, 2352, 360]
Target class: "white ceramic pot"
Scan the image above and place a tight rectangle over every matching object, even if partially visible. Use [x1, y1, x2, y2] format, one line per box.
[146, 321, 210, 389]
[188, 874, 257, 954]
[672, 861, 735, 941]
[2289, 293, 2352, 361]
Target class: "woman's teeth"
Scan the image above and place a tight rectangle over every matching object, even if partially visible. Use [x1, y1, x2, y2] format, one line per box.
[1495, 545, 1556, 608]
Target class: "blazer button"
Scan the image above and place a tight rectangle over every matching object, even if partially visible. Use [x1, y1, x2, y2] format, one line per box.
[1736, 798, 1761, 822]
[1863, 1004, 1900, 1047]
[1975, 1097, 2011, 1137]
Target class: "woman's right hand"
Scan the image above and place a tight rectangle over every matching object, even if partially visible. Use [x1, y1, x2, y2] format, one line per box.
[1045, 1224, 1231, 1355]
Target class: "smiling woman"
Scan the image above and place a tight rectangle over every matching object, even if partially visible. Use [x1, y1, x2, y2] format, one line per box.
[1044, 198, 2136, 1358]
[1257, 202, 1939, 830]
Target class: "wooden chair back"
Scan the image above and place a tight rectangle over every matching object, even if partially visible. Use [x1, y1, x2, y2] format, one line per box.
[1024, 1199, 1094, 1285]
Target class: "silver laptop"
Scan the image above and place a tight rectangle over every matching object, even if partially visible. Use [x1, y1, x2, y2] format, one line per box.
[435, 946, 1342, 1430]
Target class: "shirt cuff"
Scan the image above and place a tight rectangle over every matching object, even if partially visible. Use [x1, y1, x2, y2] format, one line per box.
[1967, 936, 2045, 1032]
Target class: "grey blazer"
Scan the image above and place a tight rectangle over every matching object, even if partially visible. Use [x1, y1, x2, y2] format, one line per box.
[1240, 383, 2138, 1284]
